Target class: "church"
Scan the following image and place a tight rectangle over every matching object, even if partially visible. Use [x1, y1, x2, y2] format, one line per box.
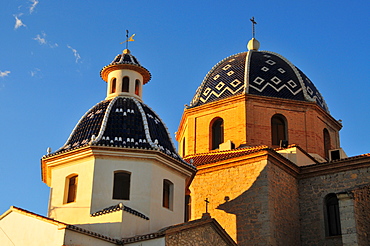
[1, 33, 369, 246]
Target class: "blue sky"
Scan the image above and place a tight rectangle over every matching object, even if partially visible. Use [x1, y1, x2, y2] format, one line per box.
[0, 1, 369, 216]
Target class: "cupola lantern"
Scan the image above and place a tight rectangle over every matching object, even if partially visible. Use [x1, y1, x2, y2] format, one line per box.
[100, 49, 151, 100]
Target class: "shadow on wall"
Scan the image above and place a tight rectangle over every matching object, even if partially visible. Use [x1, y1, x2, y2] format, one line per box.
[216, 164, 300, 246]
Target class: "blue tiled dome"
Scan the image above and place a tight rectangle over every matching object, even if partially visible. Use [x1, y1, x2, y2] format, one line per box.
[54, 96, 185, 163]
[190, 50, 329, 112]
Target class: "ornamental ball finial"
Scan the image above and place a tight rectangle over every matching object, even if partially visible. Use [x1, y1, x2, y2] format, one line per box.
[247, 38, 260, 51]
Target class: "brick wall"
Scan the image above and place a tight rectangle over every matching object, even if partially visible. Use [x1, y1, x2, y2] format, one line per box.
[246, 96, 340, 158]
[177, 94, 341, 160]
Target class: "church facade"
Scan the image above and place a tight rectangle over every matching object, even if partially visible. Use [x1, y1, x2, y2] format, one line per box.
[0, 37, 369, 246]
[177, 38, 370, 245]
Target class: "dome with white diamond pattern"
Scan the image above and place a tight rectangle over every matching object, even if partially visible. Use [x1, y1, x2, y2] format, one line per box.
[190, 47, 329, 112]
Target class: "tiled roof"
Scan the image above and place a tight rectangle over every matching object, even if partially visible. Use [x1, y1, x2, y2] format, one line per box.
[45, 96, 195, 170]
[2, 206, 120, 244]
[190, 50, 329, 113]
[123, 216, 237, 245]
[123, 232, 163, 243]
[184, 145, 270, 166]
[100, 50, 151, 84]
[91, 203, 149, 220]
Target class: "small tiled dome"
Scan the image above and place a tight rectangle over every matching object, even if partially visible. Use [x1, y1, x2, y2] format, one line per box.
[100, 49, 151, 84]
[111, 49, 141, 65]
[54, 96, 184, 163]
[190, 49, 329, 112]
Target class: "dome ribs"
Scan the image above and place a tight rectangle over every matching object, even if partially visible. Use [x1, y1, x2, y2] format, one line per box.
[189, 50, 329, 113]
[60, 100, 110, 151]
[248, 51, 306, 101]
[295, 67, 329, 112]
[192, 53, 246, 106]
[141, 104, 182, 161]
[98, 97, 149, 148]
[51, 97, 185, 163]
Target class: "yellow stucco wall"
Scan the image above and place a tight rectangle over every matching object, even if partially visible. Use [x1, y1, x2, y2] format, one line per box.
[43, 147, 190, 238]
[0, 211, 65, 246]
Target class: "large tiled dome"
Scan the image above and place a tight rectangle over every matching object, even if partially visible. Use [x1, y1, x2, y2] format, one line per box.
[53, 96, 183, 162]
[190, 49, 329, 112]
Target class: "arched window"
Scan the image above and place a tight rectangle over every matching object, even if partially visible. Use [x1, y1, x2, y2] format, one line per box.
[324, 193, 342, 236]
[163, 179, 173, 210]
[122, 77, 129, 92]
[113, 171, 131, 200]
[184, 194, 191, 222]
[110, 78, 117, 93]
[211, 118, 224, 150]
[182, 137, 186, 157]
[135, 79, 140, 96]
[271, 114, 287, 146]
[324, 128, 331, 159]
[65, 174, 78, 203]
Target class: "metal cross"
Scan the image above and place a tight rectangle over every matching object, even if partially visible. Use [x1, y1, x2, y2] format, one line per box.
[204, 198, 210, 213]
[250, 17, 257, 38]
[125, 30, 129, 49]
[120, 30, 135, 49]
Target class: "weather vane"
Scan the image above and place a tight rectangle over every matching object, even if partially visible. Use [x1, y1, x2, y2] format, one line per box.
[120, 30, 135, 49]
[250, 17, 257, 38]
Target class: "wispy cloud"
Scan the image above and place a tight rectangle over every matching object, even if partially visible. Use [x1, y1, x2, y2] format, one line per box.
[34, 32, 47, 44]
[67, 45, 81, 63]
[14, 14, 26, 30]
[33, 32, 58, 48]
[30, 68, 41, 77]
[0, 71, 11, 78]
[29, 0, 39, 14]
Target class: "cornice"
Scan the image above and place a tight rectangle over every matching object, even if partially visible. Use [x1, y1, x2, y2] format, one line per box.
[299, 154, 370, 179]
[177, 93, 342, 138]
[245, 94, 342, 130]
[194, 148, 300, 178]
[177, 94, 246, 139]
[41, 145, 196, 186]
[100, 64, 151, 84]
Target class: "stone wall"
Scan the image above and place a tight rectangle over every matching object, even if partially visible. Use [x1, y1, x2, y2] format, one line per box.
[165, 223, 229, 246]
[354, 185, 370, 245]
[190, 157, 269, 244]
[190, 154, 301, 245]
[299, 166, 370, 246]
[268, 162, 300, 245]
